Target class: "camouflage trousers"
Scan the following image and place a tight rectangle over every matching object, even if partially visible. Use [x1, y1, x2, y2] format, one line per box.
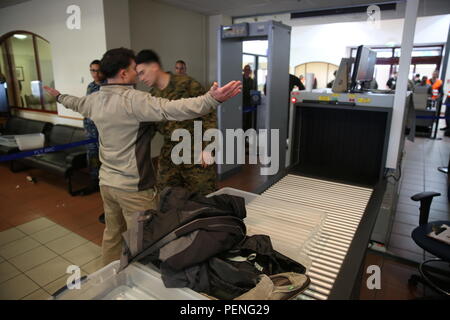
[157, 154, 217, 196]
[83, 118, 100, 181]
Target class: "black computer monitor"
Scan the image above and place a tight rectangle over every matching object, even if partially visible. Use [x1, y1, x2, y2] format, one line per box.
[350, 45, 377, 92]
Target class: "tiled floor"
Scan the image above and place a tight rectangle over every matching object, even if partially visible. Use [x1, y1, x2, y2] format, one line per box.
[0, 217, 102, 300]
[386, 133, 450, 264]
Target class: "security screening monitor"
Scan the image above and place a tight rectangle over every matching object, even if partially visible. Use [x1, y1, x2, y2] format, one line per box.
[350, 45, 377, 92]
[332, 45, 376, 93]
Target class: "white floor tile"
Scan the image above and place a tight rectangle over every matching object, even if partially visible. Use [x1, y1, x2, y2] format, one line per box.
[9, 245, 57, 272]
[0, 274, 39, 300]
[0, 236, 41, 259]
[62, 242, 101, 266]
[25, 256, 74, 287]
[45, 233, 89, 254]
[31, 224, 71, 244]
[0, 261, 21, 284]
[0, 228, 27, 247]
[16, 217, 55, 235]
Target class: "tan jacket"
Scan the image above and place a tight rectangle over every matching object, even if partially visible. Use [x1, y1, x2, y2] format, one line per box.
[57, 84, 219, 191]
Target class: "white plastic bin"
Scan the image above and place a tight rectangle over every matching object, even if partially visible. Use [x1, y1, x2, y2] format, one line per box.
[53, 261, 207, 300]
[15, 133, 45, 151]
[209, 187, 327, 271]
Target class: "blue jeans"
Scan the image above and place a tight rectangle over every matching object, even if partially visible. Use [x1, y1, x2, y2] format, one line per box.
[83, 118, 100, 181]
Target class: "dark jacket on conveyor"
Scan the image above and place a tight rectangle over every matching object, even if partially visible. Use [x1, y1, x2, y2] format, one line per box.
[163, 234, 307, 299]
[120, 187, 247, 271]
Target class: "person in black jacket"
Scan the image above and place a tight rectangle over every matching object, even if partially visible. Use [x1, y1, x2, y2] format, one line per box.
[289, 74, 305, 91]
[386, 72, 398, 90]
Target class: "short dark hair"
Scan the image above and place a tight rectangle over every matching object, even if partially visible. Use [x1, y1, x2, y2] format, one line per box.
[136, 50, 161, 67]
[100, 48, 135, 78]
[176, 60, 186, 65]
[90, 59, 101, 67]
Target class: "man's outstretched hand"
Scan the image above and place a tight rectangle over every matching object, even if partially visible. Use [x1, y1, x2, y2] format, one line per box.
[43, 86, 61, 97]
[209, 81, 242, 103]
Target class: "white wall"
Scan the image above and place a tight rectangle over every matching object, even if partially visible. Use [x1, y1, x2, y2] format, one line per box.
[129, 0, 207, 86]
[0, 0, 107, 127]
[129, 0, 208, 157]
[290, 14, 450, 68]
[103, 0, 131, 49]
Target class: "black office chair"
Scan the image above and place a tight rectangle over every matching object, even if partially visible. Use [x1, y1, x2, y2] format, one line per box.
[408, 191, 450, 296]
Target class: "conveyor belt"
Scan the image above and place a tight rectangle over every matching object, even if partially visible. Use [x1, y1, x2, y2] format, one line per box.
[261, 174, 373, 300]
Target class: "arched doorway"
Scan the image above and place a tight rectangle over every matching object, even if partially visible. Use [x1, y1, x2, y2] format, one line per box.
[294, 62, 339, 89]
[0, 31, 56, 113]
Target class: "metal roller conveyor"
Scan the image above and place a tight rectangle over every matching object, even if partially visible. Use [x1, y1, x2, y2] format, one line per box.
[260, 174, 373, 300]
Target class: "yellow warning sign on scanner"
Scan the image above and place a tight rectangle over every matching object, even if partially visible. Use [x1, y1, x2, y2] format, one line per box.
[318, 96, 331, 101]
[357, 98, 372, 103]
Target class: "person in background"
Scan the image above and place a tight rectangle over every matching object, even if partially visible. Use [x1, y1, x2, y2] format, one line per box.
[175, 60, 187, 76]
[83, 60, 106, 196]
[290, 74, 305, 91]
[299, 75, 305, 84]
[386, 71, 398, 90]
[427, 70, 444, 103]
[413, 73, 421, 85]
[444, 86, 450, 136]
[136, 50, 217, 196]
[327, 70, 337, 89]
[420, 76, 429, 86]
[242, 64, 256, 131]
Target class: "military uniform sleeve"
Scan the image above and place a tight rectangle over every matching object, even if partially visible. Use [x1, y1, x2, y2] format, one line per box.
[131, 90, 219, 122]
[57, 94, 92, 118]
[188, 79, 207, 97]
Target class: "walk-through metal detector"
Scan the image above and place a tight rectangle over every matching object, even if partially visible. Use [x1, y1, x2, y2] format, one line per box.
[217, 21, 291, 184]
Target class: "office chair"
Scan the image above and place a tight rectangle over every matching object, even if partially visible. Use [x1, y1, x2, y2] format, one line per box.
[408, 191, 450, 296]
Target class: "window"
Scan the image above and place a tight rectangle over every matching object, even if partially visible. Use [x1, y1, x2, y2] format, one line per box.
[294, 62, 338, 89]
[350, 45, 443, 89]
[0, 31, 57, 113]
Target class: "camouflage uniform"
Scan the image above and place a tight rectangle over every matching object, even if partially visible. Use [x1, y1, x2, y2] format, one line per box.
[150, 73, 217, 196]
[84, 80, 105, 181]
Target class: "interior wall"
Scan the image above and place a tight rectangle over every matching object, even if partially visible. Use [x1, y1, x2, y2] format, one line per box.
[103, 0, 131, 49]
[129, 0, 208, 157]
[129, 0, 207, 87]
[0, 0, 108, 127]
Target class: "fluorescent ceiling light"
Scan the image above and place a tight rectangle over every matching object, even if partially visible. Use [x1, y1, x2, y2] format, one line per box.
[13, 34, 27, 40]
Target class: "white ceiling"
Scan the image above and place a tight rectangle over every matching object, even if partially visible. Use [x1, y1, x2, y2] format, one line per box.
[0, 0, 30, 9]
[156, 0, 450, 18]
[155, 0, 399, 17]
